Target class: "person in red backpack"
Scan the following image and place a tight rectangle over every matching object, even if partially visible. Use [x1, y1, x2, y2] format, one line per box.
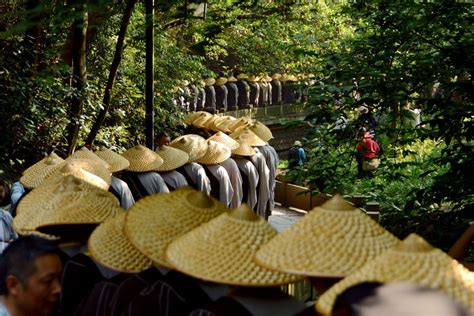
[356, 129, 380, 178]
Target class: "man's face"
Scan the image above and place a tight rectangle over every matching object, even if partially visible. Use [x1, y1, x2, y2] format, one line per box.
[159, 136, 171, 147]
[10, 254, 62, 316]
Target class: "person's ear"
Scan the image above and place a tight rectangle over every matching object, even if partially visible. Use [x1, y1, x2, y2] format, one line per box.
[6, 275, 22, 296]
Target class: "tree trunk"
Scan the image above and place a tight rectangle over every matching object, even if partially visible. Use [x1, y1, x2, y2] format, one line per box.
[85, 0, 138, 146]
[66, 0, 88, 155]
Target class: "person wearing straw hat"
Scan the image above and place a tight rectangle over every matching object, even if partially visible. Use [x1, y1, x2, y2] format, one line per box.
[255, 194, 399, 296]
[236, 73, 251, 109]
[258, 75, 270, 107]
[281, 74, 298, 104]
[0, 177, 19, 253]
[226, 74, 239, 110]
[271, 73, 283, 104]
[170, 135, 212, 195]
[19, 152, 64, 191]
[166, 204, 305, 315]
[204, 78, 217, 113]
[315, 233, 474, 315]
[196, 140, 234, 207]
[95, 147, 135, 210]
[208, 132, 243, 208]
[155, 146, 189, 191]
[248, 75, 260, 107]
[120, 145, 169, 201]
[231, 137, 259, 210]
[215, 76, 228, 112]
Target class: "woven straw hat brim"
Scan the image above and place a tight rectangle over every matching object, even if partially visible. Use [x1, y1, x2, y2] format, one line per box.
[195, 140, 231, 165]
[124, 187, 228, 268]
[232, 143, 256, 156]
[228, 117, 253, 132]
[202, 115, 220, 130]
[170, 134, 208, 163]
[249, 122, 273, 142]
[229, 130, 266, 147]
[271, 73, 282, 80]
[215, 117, 237, 133]
[20, 154, 65, 189]
[16, 228, 60, 241]
[204, 78, 216, 86]
[95, 148, 130, 173]
[70, 148, 111, 170]
[155, 146, 189, 172]
[236, 74, 248, 80]
[255, 195, 399, 278]
[123, 145, 164, 172]
[64, 158, 112, 187]
[184, 112, 202, 125]
[227, 76, 238, 82]
[208, 116, 230, 133]
[166, 209, 302, 287]
[316, 234, 474, 315]
[13, 181, 122, 233]
[192, 113, 214, 129]
[89, 213, 153, 273]
[215, 77, 228, 86]
[208, 132, 240, 150]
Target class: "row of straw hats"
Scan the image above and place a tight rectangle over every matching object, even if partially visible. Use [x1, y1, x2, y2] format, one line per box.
[86, 190, 474, 314]
[201, 73, 300, 87]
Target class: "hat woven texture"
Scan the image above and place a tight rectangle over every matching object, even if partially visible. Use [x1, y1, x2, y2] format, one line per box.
[122, 145, 164, 172]
[184, 112, 202, 125]
[247, 121, 273, 142]
[255, 194, 399, 278]
[215, 116, 237, 133]
[70, 147, 111, 170]
[208, 132, 240, 150]
[170, 134, 208, 163]
[13, 175, 122, 233]
[271, 73, 282, 80]
[16, 228, 60, 241]
[227, 76, 238, 82]
[166, 204, 301, 287]
[236, 73, 248, 80]
[316, 234, 474, 315]
[89, 212, 153, 273]
[208, 115, 229, 133]
[155, 146, 189, 172]
[192, 112, 214, 129]
[124, 187, 228, 268]
[95, 147, 130, 173]
[64, 158, 112, 187]
[231, 140, 256, 156]
[204, 78, 216, 86]
[196, 140, 231, 165]
[228, 117, 253, 132]
[229, 129, 266, 147]
[20, 152, 65, 189]
[215, 77, 228, 86]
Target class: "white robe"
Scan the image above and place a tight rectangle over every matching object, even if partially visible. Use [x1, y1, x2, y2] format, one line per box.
[234, 157, 259, 210]
[258, 144, 279, 213]
[182, 163, 211, 195]
[136, 172, 170, 195]
[219, 158, 243, 208]
[206, 164, 234, 207]
[110, 176, 135, 209]
[248, 149, 270, 218]
[159, 171, 189, 190]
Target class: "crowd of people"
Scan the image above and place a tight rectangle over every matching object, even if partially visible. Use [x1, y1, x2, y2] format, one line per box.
[0, 110, 472, 315]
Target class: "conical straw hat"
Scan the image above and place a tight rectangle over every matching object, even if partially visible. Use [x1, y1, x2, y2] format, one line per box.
[236, 73, 248, 80]
[247, 75, 259, 83]
[262, 75, 272, 82]
[215, 77, 228, 86]
[271, 73, 282, 80]
[231, 142, 256, 157]
[192, 112, 214, 129]
[124, 187, 228, 268]
[215, 116, 237, 133]
[208, 132, 240, 150]
[170, 134, 208, 163]
[64, 158, 112, 187]
[89, 213, 153, 273]
[13, 175, 122, 234]
[227, 76, 238, 82]
[20, 152, 65, 189]
[70, 147, 110, 170]
[122, 145, 163, 172]
[16, 229, 60, 241]
[229, 129, 266, 147]
[247, 121, 273, 142]
[95, 147, 130, 173]
[16, 162, 110, 216]
[166, 204, 302, 286]
[195, 140, 231, 165]
[204, 78, 216, 86]
[255, 194, 399, 278]
[208, 115, 231, 133]
[201, 114, 220, 130]
[316, 234, 474, 315]
[184, 111, 202, 125]
[155, 146, 189, 172]
[228, 117, 253, 132]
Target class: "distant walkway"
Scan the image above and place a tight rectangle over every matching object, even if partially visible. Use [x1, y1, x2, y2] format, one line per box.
[268, 204, 305, 232]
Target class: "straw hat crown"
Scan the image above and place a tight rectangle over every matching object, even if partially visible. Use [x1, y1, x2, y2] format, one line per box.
[228, 117, 253, 132]
[184, 111, 202, 125]
[122, 145, 164, 172]
[13, 175, 121, 233]
[208, 132, 240, 150]
[209, 115, 231, 133]
[271, 73, 282, 80]
[236, 73, 248, 80]
[215, 116, 237, 133]
[155, 146, 189, 172]
[170, 134, 208, 163]
[64, 158, 112, 187]
[192, 112, 214, 129]
[255, 194, 399, 278]
[204, 78, 216, 86]
[231, 141, 256, 156]
[89, 213, 153, 273]
[166, 204, 302, 286]
[229, 129, 266, 147]
[196, 140, 231, 165]
[124, 187, 228, 268]
[70, 147, 110, 169]
[247, 121, 273, 142]
[215, 77, 228, 86]
[316, 234, 474, 315]
[227, 76, 238, 82]
[48, 161, 110, 190]
[95, 147, 130, 173]
[20, 152, 65, 189]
